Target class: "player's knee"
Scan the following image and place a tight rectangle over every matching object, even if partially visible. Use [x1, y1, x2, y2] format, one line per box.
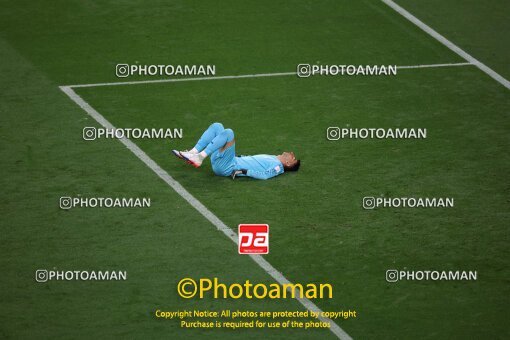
[224, 128, 234, 141]
[211, 122, 224, 132]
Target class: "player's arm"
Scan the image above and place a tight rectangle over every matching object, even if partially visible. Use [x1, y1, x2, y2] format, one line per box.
[232, 168, 279, 180]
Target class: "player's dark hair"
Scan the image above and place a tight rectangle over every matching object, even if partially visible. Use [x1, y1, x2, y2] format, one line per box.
[284, 160, 300, 172]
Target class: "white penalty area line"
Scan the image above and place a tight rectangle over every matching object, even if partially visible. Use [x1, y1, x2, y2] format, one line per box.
[398, 62, 471, 69]
[66, 62, 473, 89]
[381, 0, 510, 90]
[59, 85, 353, 340]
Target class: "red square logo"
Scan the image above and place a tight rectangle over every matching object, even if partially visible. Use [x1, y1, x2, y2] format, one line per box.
[238, 224, 269, 254]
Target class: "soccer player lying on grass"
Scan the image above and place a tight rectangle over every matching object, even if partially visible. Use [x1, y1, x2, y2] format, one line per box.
[172, 122, 300, 180]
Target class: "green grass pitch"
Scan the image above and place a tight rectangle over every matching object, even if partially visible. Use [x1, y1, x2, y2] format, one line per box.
[0, 0, 509, 339]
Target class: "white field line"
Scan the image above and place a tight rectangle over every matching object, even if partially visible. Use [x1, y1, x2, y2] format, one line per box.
[59, 85, 353, 340]
[68, 72, 295, 88]
[398, 62, 471, 69]
[66, 62, 473, 89]
[381, 0, 510, 90]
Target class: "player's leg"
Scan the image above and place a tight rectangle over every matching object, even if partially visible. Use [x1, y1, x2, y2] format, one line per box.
[172, 122, 224, 160]
[203, 128, 234, 156]
[210, 129, 237, 176]
[191, 122, 225, 153]
[180, 128, 235, 169]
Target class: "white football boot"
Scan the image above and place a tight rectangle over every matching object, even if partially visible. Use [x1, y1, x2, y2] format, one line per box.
[179, 151, 203, 168]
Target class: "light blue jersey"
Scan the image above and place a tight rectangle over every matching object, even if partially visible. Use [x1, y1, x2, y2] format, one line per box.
[235, 154, 284, 180]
